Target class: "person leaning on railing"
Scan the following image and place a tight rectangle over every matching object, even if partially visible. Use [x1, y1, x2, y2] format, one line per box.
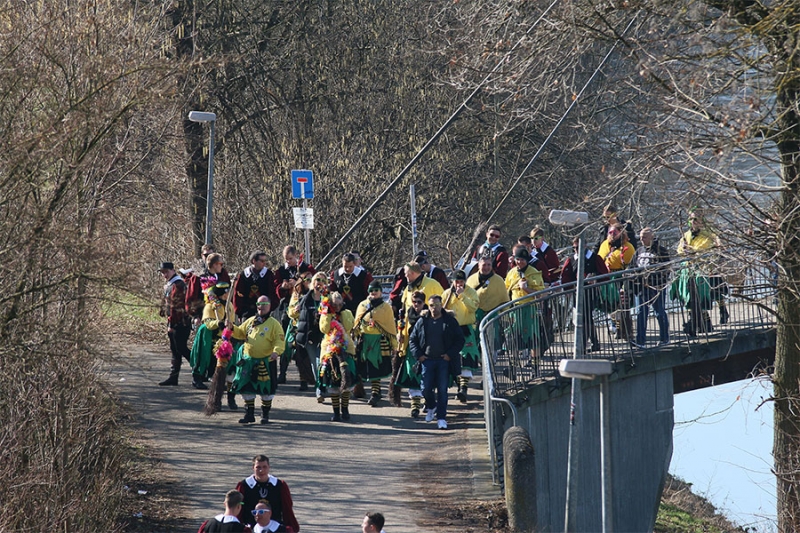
[672, 208, 728, 336]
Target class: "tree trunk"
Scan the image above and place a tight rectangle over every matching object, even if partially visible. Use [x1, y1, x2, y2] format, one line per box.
[773, 79, 800, 531]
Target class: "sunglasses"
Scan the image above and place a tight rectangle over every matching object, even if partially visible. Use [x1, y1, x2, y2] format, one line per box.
[256, 302, 270, 307]
[251, 509, 270, 516]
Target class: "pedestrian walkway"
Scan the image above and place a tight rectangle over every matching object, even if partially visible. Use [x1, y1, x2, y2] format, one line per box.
[109, 341, 499, 533]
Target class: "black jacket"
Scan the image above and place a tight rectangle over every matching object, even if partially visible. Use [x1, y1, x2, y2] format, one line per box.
[632, 240, 671, 291]
[409, 310, 465, 376]
[295, 291, 323, 347]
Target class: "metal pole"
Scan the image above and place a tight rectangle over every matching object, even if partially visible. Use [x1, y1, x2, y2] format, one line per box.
[204, 120, 216, 245]
[600, 374, 613, 533]
[410, 184, 418, 256]
[303, 195, 311, 265]
[564, 229, 586, 532]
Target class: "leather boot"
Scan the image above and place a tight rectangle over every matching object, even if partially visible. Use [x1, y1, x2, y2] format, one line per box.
[352, 382, 366, 399]
[227, 392, 238, 410]
[260, 406, 270, 424]
[457, 386, 468, 403]
[341, 407, 351, 421]
[159, 374, 179, 386]
[331, 407, 341, 422]
[238, 406, 255, 424]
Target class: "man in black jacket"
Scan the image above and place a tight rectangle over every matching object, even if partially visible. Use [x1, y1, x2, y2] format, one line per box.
[632, 227, 671, 346]
[409, 295, 464, 430]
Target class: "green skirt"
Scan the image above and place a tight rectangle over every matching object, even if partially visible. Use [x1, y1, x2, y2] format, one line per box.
[189, 324, 216, 379]
[355, 333, 393, 380]
[394, 349, 422, 389]
[461, 324, 480, 372]
[232, 346, 277, 396]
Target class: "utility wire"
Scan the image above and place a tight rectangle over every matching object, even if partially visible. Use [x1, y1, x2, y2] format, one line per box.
[316, 0, 562, 269]
[456, 12, 642, 269]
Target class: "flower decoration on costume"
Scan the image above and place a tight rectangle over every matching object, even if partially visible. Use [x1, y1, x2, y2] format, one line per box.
[319, 295, 331, 315]
[320, 317, 347, 366]
[214, 328, 234, 362]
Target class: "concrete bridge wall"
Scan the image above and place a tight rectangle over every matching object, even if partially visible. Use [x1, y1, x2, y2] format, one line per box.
[500, 369, 674, 532]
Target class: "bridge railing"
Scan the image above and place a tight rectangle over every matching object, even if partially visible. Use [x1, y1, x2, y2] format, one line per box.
[478, 251, 777, 483]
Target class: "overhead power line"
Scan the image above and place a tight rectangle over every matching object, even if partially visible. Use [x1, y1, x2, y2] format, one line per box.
[316, 0, 563, 269]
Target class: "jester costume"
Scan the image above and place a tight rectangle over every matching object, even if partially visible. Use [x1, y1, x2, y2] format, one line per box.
[230, 312, 285, 424]
[318, 299, 356, 421]
[190, 282, 233, 389]
[353, 293, 397, 406]
[442, 275, 480, 403]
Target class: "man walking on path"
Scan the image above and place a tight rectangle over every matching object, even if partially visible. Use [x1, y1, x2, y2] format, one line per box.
[158, 262, 191, 386]
[409, 294, 464, 430]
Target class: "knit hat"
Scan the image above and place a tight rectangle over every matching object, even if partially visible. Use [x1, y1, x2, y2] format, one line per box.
[368, 280, 382, 292]
[514, 248, 531, 261]
[452, 270, 467, 281]
[158, 262, 174, 271]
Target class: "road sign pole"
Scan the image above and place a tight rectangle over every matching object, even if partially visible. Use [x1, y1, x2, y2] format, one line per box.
[303, 195, 311, 265]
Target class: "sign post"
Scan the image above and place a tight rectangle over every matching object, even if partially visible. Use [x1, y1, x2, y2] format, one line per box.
[291, 170, 314, 264]
[410, 184, 418, 256]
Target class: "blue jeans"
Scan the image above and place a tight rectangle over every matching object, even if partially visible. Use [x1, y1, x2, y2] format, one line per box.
[421, 357, 450, 420]
[636, 287, 669, 345]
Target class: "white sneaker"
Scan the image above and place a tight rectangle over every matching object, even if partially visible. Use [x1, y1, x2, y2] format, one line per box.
[437, 419, 448, 430]
[425, 407, 437, 422]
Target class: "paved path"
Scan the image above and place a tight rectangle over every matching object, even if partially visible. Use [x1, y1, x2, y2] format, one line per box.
[109, 341, 499, 533]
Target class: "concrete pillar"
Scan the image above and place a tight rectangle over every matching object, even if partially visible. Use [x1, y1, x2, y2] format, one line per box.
[504, 425, 537, 532]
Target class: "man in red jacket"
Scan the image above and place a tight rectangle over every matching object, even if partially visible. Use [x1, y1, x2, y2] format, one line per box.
[236, 455, 299, 532]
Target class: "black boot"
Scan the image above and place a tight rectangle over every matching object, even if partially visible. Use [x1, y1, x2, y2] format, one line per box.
[719, 306, 729, 325]
[367, 393, 380, 407]
[331, 407, 341, 422]
[191, 374, 208, 390]
[238, 406, 255, 424]
[227, 392, 238, 410]
[299, 381, 309, 391]
[159, 374, 179, 386]
[277, 372, 287, 385]
[341, 407, 350, 421]
[457, 386, 468, 403]
[260, 406, 270, 424]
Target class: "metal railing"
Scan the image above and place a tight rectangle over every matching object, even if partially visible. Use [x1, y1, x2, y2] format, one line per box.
[479, 252, 777, 483]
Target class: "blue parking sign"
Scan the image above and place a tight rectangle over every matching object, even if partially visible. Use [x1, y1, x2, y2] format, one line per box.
[291, 169, 314, 199]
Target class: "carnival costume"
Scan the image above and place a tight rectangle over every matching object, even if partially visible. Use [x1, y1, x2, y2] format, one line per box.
[230, 311, 285, 424]
[442, 278, 480, 402]
[318, 297, 356, 421]
[190, 282, 237, 389]
[352, 292, 398, 406]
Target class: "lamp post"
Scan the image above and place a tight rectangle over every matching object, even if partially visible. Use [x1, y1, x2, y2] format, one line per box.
[559, 359, 614, 533]
[188, 111, 217, 245]
[548, 209, 590, 533]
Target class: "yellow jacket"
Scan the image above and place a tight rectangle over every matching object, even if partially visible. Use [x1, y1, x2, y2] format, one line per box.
[287, 290, 304, 324]
[442, 285, 479, 326]
[678, 229, 718, 255]
[202, 301, 228, 331]
[320, 310, 356, 356]
[599, 240, 635, 272]
[353, 299, 399, 349]
[231, 315, 284, 359]
[505, 266, 544, 301]
[399, 276, 443, 352]
[467, 272, 510, 312]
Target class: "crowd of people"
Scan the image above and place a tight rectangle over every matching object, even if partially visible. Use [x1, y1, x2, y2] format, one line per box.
[157, 206, 728, 429]
[155, 205, 732, 532]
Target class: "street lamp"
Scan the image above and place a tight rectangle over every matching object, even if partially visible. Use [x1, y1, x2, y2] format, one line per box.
[559, 359, 614, 533]
[188, 111, 217, 245]
[548, 209, 590, 533]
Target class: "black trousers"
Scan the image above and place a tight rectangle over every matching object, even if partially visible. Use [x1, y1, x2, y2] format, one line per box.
[168, 324, 191, 376]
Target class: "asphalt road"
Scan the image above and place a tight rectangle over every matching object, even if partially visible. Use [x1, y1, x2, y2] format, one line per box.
[109, 341, 499, 533]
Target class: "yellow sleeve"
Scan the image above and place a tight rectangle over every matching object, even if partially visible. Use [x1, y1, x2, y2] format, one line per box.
[230, 317, 251, 340]
[375, 304, 399, 349]
[320, 312, 333, 335]
[202, 303, 223, 330]
[461, 286, 480, 315]
[287, 292, 302, 321]
[268, 317, 285, 355]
